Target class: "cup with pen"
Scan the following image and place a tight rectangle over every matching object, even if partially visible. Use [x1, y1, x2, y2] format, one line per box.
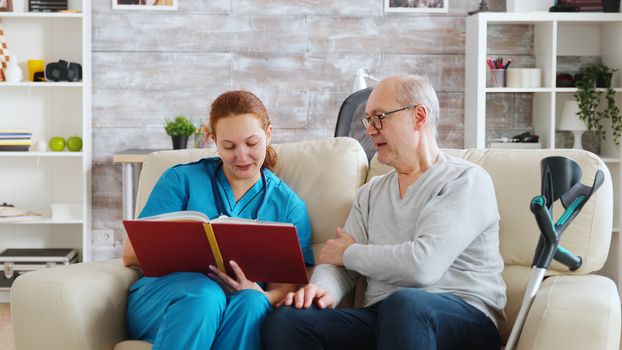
[194, 121, 213, 149]
[487, 57, 512, 87]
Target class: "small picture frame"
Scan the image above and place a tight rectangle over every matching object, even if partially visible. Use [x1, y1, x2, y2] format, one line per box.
[384, 0, 448, 13]
[112, 0, 177, 11]
[0, 0, 13, 12]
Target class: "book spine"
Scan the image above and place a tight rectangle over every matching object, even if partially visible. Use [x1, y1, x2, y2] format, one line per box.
[0, 140, 32, 145]
[0, 146, 29, 151]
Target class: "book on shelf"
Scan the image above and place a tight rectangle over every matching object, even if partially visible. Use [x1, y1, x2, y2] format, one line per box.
[0, 134, 32, 139]
[29, 0, 68, 12]
[0, 140, 31, 146]
[0, 204, 42, 222]
[0, 130, 32, 151]
[123, 211, 309, 284]
[0, 145, 30, 152]
[0, 129, 32, 134]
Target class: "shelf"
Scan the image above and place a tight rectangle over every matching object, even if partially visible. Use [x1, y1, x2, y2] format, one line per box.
[478, 12, 622, 24]
[468, 11, 622, 301]
[556, 88, 622, 93]
[485, 88, 622, 93]
[0, 217, 83, 225]
[0, 82, 83, 88]
[486, 87, 554, 93]
[0, 152, 83, 157]
[0, 12, 82, 19]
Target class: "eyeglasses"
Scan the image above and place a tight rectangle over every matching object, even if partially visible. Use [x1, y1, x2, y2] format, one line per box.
[361, 104, 419, 130]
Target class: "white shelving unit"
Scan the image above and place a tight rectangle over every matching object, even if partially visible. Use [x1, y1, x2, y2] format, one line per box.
[465, 12, 622, 297]
[0, 0, 91, 301]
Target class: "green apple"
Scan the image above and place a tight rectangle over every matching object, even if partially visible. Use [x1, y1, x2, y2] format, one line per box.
[67, 136, 83, 152]
[48, 137, 65, 152]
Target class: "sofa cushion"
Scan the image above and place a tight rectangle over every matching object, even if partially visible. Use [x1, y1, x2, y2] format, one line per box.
[519, 274, 620, 349]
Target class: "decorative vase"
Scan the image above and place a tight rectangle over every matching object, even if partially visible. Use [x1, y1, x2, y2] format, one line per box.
[171, 135, 189, 150]
[4, 55, 22, 83]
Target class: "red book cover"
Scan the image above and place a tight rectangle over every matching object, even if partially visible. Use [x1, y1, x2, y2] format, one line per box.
[123, 213, 309, 284]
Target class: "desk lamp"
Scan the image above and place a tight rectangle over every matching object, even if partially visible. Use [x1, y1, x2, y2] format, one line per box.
[559, 100, 588, 150]
[352, 68, 379, 93]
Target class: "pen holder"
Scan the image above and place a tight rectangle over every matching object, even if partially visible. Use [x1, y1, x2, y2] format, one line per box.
[488, 69, 505, 88]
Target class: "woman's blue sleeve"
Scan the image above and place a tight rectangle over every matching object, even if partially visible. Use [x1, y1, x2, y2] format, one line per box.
[288, 200, 315, 266]
[138, 167, 187, 218]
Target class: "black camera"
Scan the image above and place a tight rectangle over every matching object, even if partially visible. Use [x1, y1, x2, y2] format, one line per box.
[45, 60, 82, 82]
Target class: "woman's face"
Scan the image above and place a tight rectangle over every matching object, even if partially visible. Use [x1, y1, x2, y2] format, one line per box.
[214, 113, 271, 183]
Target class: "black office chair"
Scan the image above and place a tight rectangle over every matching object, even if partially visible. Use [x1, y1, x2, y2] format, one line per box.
[334, 87, 375, 161]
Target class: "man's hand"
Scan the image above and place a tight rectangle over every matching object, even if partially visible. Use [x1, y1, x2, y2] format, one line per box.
[208, 260, 264, 294]
[317, 227, 355, 266]
[277, 283, 335, 309]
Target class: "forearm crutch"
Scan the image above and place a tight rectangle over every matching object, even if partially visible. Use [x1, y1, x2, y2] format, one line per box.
[505, 157, 604, 350]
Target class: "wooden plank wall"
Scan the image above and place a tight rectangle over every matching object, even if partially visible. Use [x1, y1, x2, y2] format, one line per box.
[92, 0, 516, 259]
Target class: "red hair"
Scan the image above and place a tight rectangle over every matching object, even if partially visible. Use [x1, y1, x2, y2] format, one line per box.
[209, 91, 277, 171]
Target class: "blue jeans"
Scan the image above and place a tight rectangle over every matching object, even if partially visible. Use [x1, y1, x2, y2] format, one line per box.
[127, 272, 271, 350]
[262, 288, 500, 350]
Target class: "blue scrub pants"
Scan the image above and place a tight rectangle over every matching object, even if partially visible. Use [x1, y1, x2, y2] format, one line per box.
[127, 272, 271, 350]
[262, 288, 500, 350]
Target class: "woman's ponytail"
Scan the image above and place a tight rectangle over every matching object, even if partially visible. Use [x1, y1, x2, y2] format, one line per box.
[263, 143, 278, 172]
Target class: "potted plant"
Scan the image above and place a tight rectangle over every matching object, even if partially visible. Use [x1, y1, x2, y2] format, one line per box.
[164, 115, 195, 149]
[574, 63, 622, 145]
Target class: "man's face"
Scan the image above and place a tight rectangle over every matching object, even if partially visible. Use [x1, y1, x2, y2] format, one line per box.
[364, 79, 418, 167]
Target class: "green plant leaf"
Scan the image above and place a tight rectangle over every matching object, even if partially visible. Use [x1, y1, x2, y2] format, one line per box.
[573, 63, 621, 145]
[164, 116, 196, 137]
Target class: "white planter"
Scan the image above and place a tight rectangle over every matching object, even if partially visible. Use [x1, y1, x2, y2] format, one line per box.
[506, 0, 554, 12]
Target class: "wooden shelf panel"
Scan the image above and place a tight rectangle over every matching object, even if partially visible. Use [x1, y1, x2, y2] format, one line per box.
[0, 12, 82, 19]
[0, 218, 83, 225]
[0, 152, 83, 158]
[0, 82, 83, 88]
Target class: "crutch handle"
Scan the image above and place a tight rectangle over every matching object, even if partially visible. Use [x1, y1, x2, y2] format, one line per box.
[530, 196, 557, 243]
[555, 245, 582, 271]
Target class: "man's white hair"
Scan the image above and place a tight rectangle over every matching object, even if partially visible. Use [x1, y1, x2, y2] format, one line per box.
[395, 75, 440, 138]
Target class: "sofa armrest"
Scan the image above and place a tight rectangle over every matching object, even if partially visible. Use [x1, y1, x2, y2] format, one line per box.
[518, 275, 621, 350]
[11, 260, 140, 350]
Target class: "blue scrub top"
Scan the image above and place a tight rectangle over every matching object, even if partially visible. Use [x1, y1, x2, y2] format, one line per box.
[139, 157, 314, 266]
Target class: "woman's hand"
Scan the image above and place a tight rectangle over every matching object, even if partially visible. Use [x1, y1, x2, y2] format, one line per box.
[277, 283, 334, 309]
[208, 260, 264, 294]
[121, 238, 139, 267]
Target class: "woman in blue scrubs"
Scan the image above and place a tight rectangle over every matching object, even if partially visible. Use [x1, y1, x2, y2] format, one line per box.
[122, 90, 315, 350]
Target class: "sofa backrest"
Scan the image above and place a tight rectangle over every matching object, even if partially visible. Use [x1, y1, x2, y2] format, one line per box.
[368, 148, 613, 274]
[135, 137, 369, 258]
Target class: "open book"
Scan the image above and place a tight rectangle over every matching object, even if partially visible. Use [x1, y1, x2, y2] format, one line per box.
[123, 211, 309, 284]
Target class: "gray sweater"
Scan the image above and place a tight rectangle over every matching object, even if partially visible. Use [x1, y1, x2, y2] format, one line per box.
[311, 152, 507, 326]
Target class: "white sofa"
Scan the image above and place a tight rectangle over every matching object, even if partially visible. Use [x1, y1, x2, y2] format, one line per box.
[11, 137, 621, 350]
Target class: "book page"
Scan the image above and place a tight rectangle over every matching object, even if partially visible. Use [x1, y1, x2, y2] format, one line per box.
[211, 215, 293, 226]
[138, 210, 209, 222]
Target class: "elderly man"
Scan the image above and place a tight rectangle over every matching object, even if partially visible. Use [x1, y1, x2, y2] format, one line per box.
[262, 75, 506, 350]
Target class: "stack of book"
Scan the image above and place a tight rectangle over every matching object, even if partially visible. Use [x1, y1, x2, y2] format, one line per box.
[0, 203, 42, 222]
[28, 0, 68, 12]
[0, 129, 32, 151]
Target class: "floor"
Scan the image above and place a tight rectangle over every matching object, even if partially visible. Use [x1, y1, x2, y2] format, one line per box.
[0, 303, 14, 350]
